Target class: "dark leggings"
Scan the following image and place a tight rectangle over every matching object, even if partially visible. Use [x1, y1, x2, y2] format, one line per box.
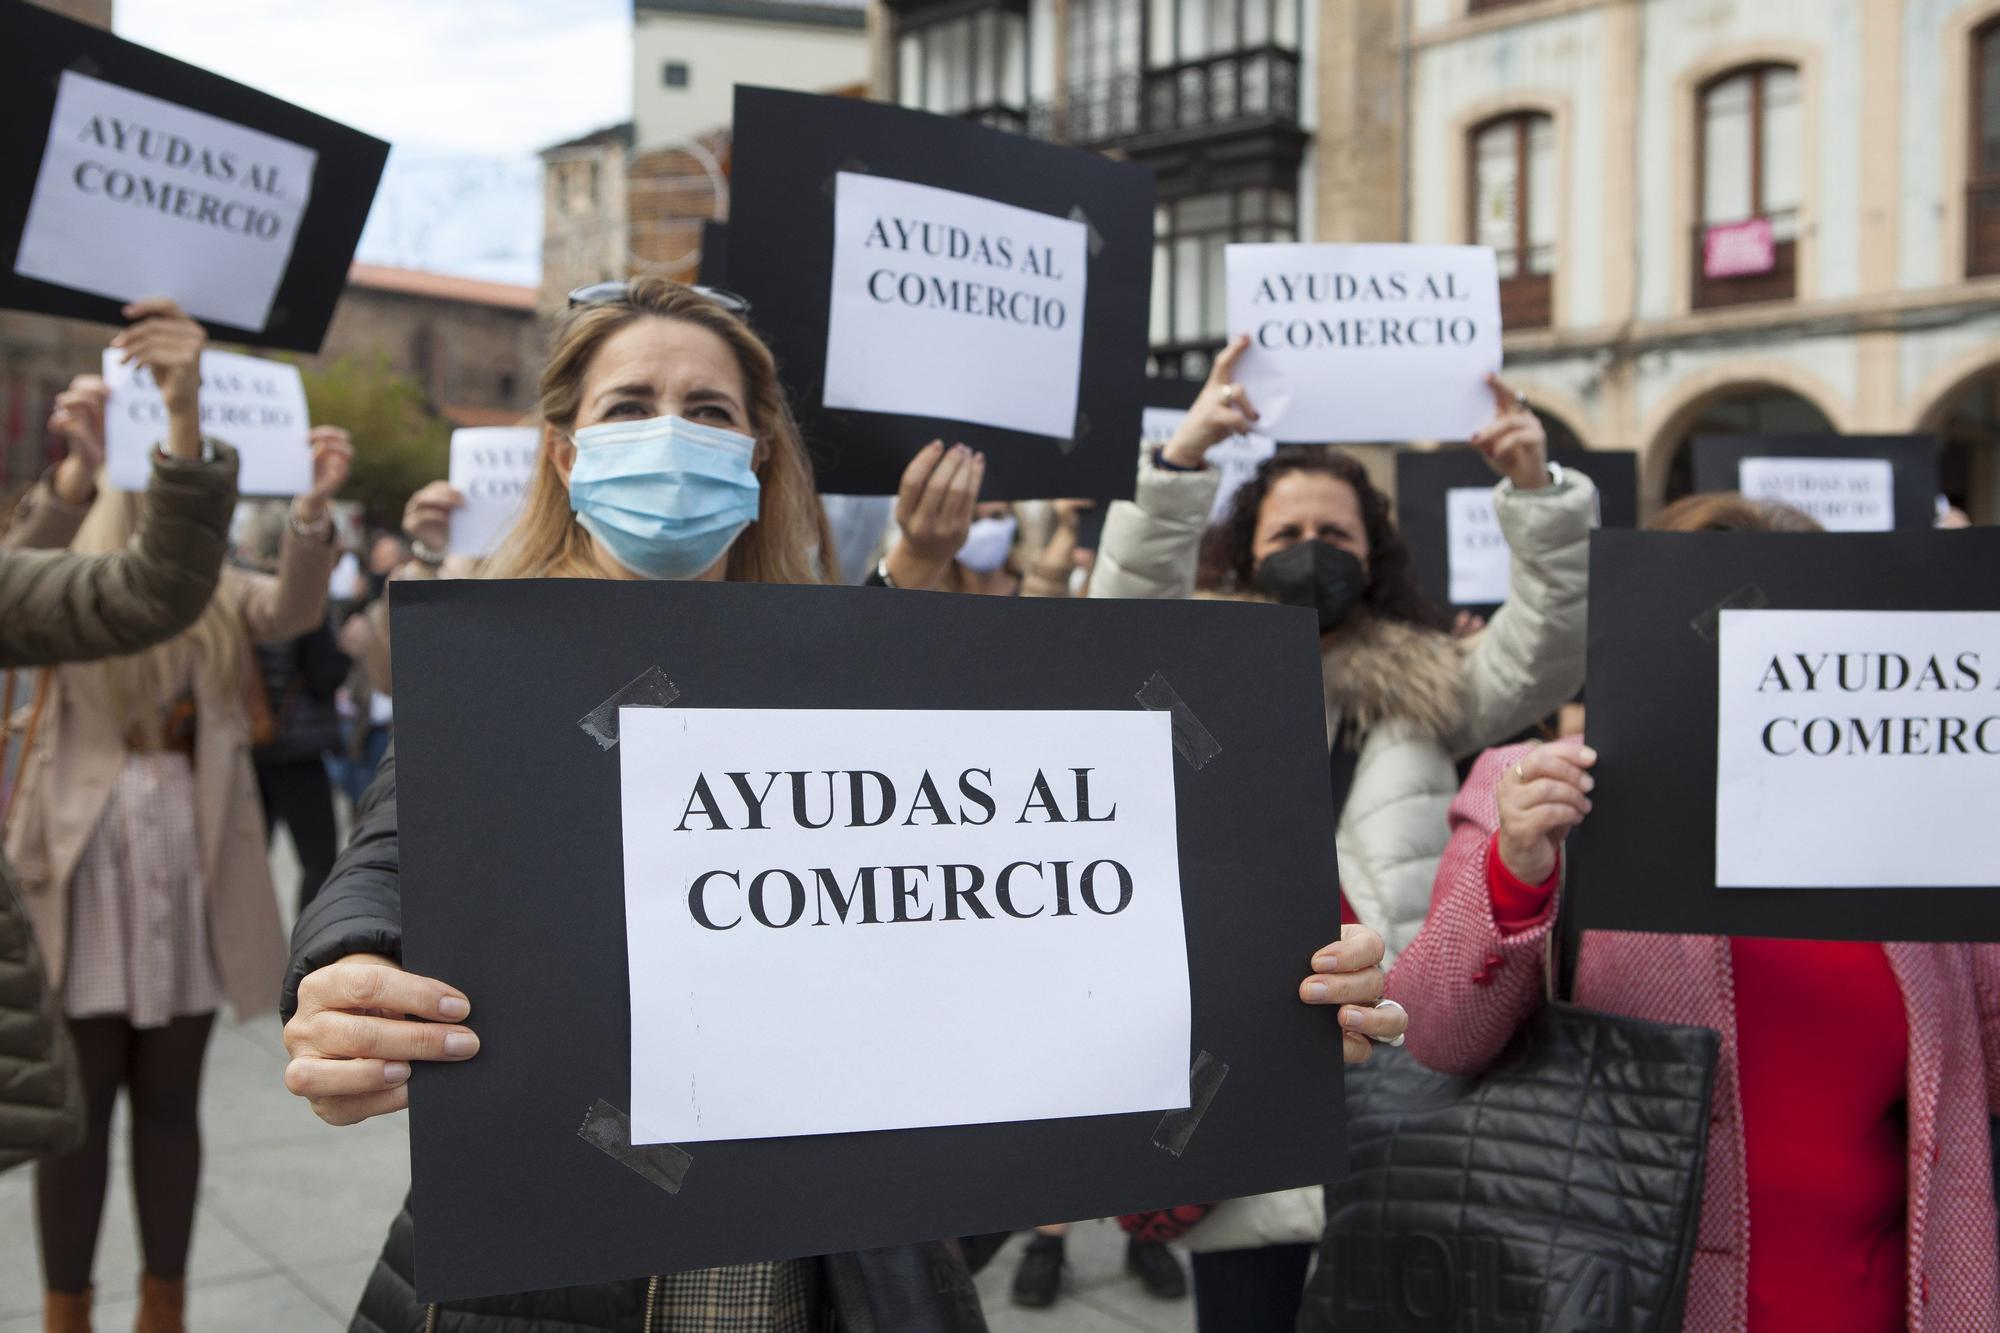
[34, 1013, 215, 1293]
[1190, 1242, 1315, 1333]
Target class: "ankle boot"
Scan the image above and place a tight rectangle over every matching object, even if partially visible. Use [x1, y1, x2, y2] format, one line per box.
[133, 1275, 184, 1333]
[42, 1286, 91, 1333]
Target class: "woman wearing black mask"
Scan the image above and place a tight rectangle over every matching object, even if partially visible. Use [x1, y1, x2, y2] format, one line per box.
[1090, 335, 1594, 1331]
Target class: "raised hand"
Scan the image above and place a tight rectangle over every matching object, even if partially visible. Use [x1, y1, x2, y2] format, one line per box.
[1469, 373, 1549, 490]
[886, 440, 984, 589]
[1160, 334, 1260, 469]
[1495, 736, 1596, 886]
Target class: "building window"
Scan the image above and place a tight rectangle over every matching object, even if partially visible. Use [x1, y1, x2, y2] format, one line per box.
[662, 61, 689, 89]
[1064, 0, 1144, 142]
[1970, 21, 2000, 276]
[1470, 112, 1555, 330]
[896, 6, 1028, 133]
[1693, 63, 1801, 309]
[1151, 185, 1296, 378]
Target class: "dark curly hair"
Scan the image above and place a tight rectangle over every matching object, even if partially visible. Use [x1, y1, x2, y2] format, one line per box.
[1196, 446, 1452, 631]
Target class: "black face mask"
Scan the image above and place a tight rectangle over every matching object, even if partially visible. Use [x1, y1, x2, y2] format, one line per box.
[1252, 540, 1368, 634]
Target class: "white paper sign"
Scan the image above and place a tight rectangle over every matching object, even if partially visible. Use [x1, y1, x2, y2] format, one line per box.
[1140, 406, 1277, 525]
[1226, 244, 1502, 444]
[822, 173, 1088, 440]
[1715, 609, 2000, 888]
[15, 72, 317, 332]
[620, 706, 1191, 1144]
[1445, 485, 1510, 606]
[102, 347, 310, 496]
[447, 427, 539, 558]
[1737, 457, 1894, 532]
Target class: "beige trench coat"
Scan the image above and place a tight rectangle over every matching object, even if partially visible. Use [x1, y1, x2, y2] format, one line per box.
[3, 480, 338, 1019]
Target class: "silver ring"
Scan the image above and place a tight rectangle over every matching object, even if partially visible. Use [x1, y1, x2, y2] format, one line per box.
[1371, 998, 1407, 1047]
[1514, 392, 1532, 414]
[1221, 384, 1237, 408]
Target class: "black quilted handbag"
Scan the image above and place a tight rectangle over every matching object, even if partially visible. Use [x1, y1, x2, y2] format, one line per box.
[1300, 946, 1720, 1332]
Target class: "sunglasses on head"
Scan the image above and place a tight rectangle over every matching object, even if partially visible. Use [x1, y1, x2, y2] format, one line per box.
[566, 281, 752, 318]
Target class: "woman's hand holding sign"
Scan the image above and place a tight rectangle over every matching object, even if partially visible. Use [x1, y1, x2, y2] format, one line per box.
[1469, 373, 1550, 491]
[1298, 923, 1405, 1063]
[109, 297, 206, 462]
[886, 439, 984, 589]
[1161, 334, 1260, 470]
[48, 373, 109, 506]
[1495, 736, 1596, 887]
[297, 424, 355, 527]
[283, 954, 479, 1126]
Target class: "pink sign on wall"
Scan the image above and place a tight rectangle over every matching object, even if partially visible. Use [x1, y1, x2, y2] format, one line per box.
[1703, 217, 1777, 279]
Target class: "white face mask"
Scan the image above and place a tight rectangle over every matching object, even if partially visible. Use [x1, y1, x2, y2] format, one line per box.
[956, 515, 1018, 573]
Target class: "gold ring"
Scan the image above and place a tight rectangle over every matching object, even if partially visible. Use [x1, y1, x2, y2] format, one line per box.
[1512, 762, 1525, 783]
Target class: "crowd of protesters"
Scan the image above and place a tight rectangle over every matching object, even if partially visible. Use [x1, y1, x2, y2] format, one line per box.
[0, 274, 1989, 1333]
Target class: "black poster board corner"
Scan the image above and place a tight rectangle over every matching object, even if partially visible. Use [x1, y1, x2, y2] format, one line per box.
[728, 86, 1151, 503]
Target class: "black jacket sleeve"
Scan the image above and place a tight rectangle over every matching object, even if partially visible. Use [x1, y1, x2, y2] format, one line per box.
[281, 744, 404, 1023]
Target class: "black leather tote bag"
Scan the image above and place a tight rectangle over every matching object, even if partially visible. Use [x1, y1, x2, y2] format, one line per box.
[1300, 924, 1719, 1333]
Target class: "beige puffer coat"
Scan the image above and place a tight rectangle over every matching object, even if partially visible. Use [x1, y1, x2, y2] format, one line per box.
[1089, 447, 1594, 1251]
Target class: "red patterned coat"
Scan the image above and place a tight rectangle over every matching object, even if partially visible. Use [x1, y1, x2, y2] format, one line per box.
[1385, 743, 2000, 1332]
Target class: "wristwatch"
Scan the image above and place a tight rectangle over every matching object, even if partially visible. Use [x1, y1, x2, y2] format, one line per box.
[409, 537, 447, 568]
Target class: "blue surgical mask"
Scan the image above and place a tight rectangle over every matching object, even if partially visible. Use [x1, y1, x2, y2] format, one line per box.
[567, 414, 761, 580]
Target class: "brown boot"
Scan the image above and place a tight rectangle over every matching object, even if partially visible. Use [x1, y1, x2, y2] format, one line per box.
[42, 1287, 91, 1333]
[133, 1275, 183, 1333]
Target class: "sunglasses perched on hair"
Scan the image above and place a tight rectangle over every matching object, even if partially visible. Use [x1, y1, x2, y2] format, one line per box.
[566, 281, 752, 317]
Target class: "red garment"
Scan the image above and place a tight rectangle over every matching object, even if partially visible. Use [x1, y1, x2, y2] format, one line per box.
[1467, 795, 1927, 1330]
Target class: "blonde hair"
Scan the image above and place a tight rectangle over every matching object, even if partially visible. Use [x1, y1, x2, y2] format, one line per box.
[72, 484, 241, 744]
[483, 277, 836, 583]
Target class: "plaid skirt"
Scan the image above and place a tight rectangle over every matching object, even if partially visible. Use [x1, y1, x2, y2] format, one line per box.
[62, 752, 224, 1028]
[654, 1260, 814, 1332]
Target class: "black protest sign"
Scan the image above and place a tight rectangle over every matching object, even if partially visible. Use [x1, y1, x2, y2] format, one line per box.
[391, 579, 1345, 1302]
[1396, 448, 1638, 614]
[0, 0, 387, 352]
[729, 86, 1151, 502]
[1691, 435, 1941, 531]
[1569, 528, 2000, 941]
[697, 219, 728, 288]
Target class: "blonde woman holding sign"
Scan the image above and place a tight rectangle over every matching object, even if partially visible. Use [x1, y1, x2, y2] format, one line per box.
[5, 300, 350, 1333]
[280, 278, 1398, 1333]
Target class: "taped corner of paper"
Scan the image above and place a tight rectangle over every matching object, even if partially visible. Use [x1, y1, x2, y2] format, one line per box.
[579, 665, 682, 750]
[1135, 670, 1221, 770]
[1153, 1050, 1228, 1158]
[578, 1098, 693, 1195]
[823, 157, 873, 196]
[1690, 583, 1772, 644]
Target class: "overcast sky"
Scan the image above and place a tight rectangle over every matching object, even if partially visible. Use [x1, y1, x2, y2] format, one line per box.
[114, 0, 636, 283]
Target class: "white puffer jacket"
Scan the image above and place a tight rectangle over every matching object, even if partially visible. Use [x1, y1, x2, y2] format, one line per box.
[1089, 448, 1595, 1252]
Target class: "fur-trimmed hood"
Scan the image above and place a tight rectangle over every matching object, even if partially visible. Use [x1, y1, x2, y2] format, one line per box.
[1198, 593, 1466, 741]
[1320, 612, 1466, 741]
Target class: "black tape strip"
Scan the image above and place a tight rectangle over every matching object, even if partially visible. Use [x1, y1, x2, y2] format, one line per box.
[1067, 204, 1105, 258]
[1690, 582, 1772, 644]
[577, 1099, 693, 1195]
[1135, 670, 1222, 770]
[1153, 1050, 1228, 1158]
[578, 665, 682, 750]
